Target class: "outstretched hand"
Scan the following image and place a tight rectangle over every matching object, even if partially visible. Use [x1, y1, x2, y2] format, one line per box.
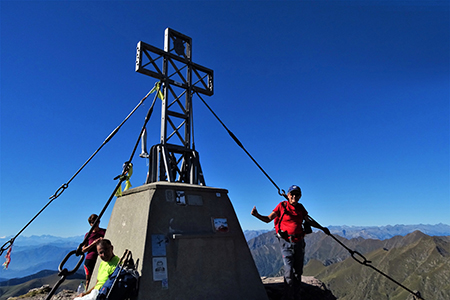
[251, 206, 258, 216]
[323, 227, 331, 235]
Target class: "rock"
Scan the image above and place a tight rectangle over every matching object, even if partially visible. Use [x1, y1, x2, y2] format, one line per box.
[7, 286, 76, 300]
[262, 276, 336, 300]
[51, 290, 78, 300]
[11, 277, 335, 300]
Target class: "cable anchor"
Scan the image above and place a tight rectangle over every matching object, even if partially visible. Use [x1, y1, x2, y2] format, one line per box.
[0, 239, 13, 256]
[350, 250, 371, 265]
[49, 183, 69, 200]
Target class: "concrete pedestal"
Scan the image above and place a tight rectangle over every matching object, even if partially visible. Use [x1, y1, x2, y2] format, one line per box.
[94, 182, 268, 300]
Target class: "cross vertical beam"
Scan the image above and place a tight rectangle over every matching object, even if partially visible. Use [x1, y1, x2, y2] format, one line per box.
[136, 28, 214, 185]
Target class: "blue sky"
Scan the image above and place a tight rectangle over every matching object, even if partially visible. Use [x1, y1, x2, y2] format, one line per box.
[1, 0, 449, 238]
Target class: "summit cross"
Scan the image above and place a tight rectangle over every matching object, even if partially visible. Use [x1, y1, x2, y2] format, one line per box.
[135, 28, 214, 185]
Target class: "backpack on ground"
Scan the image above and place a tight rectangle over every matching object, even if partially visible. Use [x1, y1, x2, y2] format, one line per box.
[97, 249, 139, 300]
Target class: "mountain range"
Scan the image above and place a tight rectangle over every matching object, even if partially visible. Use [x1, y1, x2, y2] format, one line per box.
[249, 230, 450, 300]
[1, 224, 449, 280]
[326, 223, 450, 240]
[244, 223, 450, 241]
[0, 237, 83, 281]
[1, 224, 449, 299]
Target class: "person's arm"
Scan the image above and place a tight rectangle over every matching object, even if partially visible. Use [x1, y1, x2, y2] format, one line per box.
[251, 206, 276, 223]
[305, 215, 330, 235]
[82, 237, 103, 253]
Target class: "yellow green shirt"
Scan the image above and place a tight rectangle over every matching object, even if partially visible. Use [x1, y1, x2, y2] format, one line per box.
[94, 255, 120, 290]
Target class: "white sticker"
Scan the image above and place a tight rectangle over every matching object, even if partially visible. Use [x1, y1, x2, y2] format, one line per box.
[153, 257, 168, 281]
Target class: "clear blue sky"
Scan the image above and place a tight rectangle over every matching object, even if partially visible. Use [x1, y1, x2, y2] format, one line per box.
[1, 1, 449, 238]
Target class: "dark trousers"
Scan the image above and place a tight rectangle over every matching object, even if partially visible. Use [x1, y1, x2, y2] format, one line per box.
[279, 238, 305, 299]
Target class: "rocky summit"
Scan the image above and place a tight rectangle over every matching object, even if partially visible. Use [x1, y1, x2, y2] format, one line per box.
[5, 285, 76, 300]
[7, 276, 335, 300]
[262, 276, 336, 300]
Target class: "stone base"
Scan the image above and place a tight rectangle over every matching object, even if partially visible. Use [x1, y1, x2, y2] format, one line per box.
[92, 182, 268, 300]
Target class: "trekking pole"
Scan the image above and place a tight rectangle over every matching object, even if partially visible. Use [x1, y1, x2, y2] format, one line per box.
[106, 250, 131, 299]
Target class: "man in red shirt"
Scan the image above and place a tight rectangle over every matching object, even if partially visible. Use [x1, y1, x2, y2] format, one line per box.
[251, 185, 329, 300]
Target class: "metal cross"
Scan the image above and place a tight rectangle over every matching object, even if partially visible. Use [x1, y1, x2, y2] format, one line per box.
[136, 28, 214, 185]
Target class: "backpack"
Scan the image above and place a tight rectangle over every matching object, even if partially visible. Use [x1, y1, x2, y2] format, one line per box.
[97, 250, 139, 300]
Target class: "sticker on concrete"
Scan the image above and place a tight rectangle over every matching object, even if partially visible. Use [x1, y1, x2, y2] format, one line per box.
[176, 191, 186, 205]
[153, 257, 168, 281]
[151, 234, 167, 256]
[212, 218, 229, 233]
[161, 278, 169, 289]
[165, 189, 175, 202]
[187, 194, 203, 206]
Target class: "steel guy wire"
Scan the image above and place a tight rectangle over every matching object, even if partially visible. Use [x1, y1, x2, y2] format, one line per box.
[0, 85, 158, 257]
[45, 86, 160, 300]
[196, 91, 425, 300]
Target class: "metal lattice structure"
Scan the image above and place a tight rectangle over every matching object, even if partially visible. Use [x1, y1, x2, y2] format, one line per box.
[136, 28, 214, 185]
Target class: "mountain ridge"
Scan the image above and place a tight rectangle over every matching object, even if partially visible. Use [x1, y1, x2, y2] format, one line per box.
[0, 271, 84, 300]
[245, 223, 450, 241]
[1, 224, 448, 281]
[2, 229, 449, 299]
[304, 232, 450, 299]
[250, 230, 450, 299]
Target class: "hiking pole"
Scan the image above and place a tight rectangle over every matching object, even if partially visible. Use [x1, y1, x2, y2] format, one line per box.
[105, 250, 131, 299]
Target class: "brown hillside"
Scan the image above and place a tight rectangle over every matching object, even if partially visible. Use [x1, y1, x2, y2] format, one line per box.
[0, 274, 80, 300]
[304, 231, 450, 300]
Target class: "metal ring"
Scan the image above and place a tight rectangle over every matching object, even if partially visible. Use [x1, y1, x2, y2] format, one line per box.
[0, 239, 13, 256]
[351, 251, 371, 265]
[50, 183, 68, 200]
[58, 250, 85, 276]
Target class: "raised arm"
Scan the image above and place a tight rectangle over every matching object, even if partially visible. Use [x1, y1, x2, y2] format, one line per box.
[82, 237, 103, 253]
[251, 206, 277, 223]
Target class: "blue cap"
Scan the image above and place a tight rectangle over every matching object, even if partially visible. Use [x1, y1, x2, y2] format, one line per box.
[288, 185, 301, 194]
